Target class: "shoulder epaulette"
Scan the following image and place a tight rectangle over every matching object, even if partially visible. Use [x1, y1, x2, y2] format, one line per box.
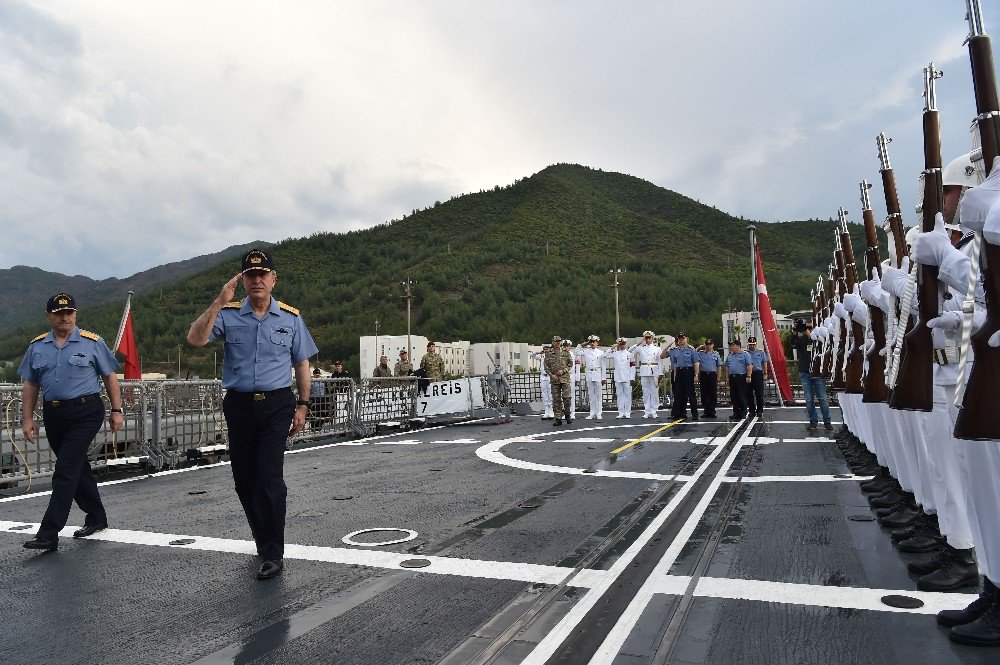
[223, 301, 243, 309]
[30, 332, 48, 343]
[79, 330, 101, 341]
[277, 301, 300, 316]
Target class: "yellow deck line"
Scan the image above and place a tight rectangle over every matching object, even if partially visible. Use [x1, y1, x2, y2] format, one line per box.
[610, 419, 685, 455]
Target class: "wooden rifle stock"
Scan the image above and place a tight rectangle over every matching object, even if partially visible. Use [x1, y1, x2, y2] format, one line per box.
[839, 210, 865, 393]
[889, 65, 942, 412]
[860, 182, 889, 403]
[956, 7, 1000, 439]
[832, 250, 848, 390]
[823, 272, 836, 378]
[810, 286, 823, 375]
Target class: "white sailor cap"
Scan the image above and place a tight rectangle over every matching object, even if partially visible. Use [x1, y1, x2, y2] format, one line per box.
[587, 334, 600, 342]
[562, 339, 572, 346]
[616, 337, 627, 344]
[642, 330, 655, 338]
[541, 343, 551, 349]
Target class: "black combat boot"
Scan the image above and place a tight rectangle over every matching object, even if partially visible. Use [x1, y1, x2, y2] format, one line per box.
[860, 472, 898, 494]
[909, 548, 948, 575]
[950, 589, 1000, 646]
[869, 489, 907, 508]
[552, 419, 561, 426]
[879, 503, 922, 528]
[897, 529, 946, 553]
[918, 547, 979, 592]
[939, 578, 998, 627]
[891, 524, 919, 542]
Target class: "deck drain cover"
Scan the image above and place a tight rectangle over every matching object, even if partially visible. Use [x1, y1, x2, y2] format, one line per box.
[400, 558, 431, 569]
[9, 525, 31, 531]
[881, 595, 924, 609]
[188, 490, 207, 495]
[834, 474, 854, 479]
[848, 515, 876, 522]
[169, 538, 196, 546]
[583, 469, 597, 474]
[332, 496, 353, 501]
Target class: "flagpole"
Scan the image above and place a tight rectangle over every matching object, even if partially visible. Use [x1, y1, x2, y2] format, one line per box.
[114, 291, 132, 353]
[749, 229, 787, 407]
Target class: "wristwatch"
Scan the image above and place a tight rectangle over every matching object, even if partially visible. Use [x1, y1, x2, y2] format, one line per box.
[296, 400, 311, 410]
[110, 408, 124, 414]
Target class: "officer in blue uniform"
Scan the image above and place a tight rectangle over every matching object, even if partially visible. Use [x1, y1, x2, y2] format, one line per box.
[723, 340, 752, 421]
[18, 293, 124, 551]
[667, 332, 698, 420]
[695, 339, 722, 418]
[746, 336, 771, 418]
[188, 249, 318, 581]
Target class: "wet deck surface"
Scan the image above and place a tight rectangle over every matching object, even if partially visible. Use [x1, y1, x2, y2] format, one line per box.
[0, 407, 992, 664]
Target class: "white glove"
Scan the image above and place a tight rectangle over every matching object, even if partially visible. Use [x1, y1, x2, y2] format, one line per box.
[911, 213, 964, 268]
[860, 279, 892, 314]
[881, 257, 912, 299]
[812, 326, 829, 341]
[986, 194, 1000, 245]
[990, 329, 1000, 348]
[851, 303, 869, 327]
[960, 156, 1000, 232]
[927, 310, 961, 347]
[862, 339, 874, 354]
[834, 301, 849, 320]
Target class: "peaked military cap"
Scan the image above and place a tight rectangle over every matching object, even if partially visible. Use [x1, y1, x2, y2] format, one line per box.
[46, 293, 77, 313]
[642, 330, 655, 338]
[241, 248, 274, 273]
[747, 336, 758, 344]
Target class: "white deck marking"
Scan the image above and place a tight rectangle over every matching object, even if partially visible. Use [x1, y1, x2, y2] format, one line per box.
[766, 421, 843, 425]
[587, 427, 756, 664]
[520, 419, 752, 665]
[428, 438, 479, 444]
[552, 438, 619, 443]
[729, 474, 873, 483]
[655, 575, 976, 616]
[0, 520, 600, 588]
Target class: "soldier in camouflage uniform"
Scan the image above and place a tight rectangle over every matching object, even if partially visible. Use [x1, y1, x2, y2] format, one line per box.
[394, 350, 413, 376]
[420, 342, 445, 380]
[544, 335, 574, 426]
[373, 355, 392, 377]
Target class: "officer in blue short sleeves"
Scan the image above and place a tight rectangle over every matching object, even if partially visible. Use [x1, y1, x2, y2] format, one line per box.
[188, 249, 318, 581]
[745, 336, 771, 418]
[666, 332, 698, 420]
[695, 339, 722, 418]
[19, 293, 124, 551]
[723, 340, 752, 421]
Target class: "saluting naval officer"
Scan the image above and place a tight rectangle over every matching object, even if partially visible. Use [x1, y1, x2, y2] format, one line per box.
[19, 293, 124, 551]
[665, 332, 698, 420]
[723, 339, 752, 421]
[629, 331, 662, 418]
[695, 339, 721, 418]
[187, 249, 318, 580]
[745, 336, 770, 418]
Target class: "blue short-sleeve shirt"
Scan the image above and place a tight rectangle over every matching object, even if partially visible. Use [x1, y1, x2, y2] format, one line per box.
[667, 346, 697, 369]
[723, 351, 751, 375]
[697, 350, 721, 372]
[747, 349, 770, 371]
[208, 297, 319, 392]
[18, 327, 120, 400]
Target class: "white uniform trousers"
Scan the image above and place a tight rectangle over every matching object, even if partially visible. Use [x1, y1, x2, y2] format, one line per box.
[615, 381, 632, 417]
[540, 377, 553, 418]
[586, 380, 602, 418]
[921, 384, 973, 550]
[952, 401, 1000, 584]
[640, 375, 659, 416]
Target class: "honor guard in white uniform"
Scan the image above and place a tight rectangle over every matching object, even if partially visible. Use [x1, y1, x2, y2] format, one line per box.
[530, 344, 554, 419]
[563, 339, 580, 418]
[578, 335, 606, 419]
[630, 331, 662, 418]
[604, 337, 636, 418]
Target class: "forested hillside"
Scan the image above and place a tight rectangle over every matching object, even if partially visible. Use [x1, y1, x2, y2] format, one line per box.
[0, 164, 878, 378]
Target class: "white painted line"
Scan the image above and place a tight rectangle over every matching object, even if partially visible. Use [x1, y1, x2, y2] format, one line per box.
[658, 575, 976, 616]
[0, 520, 601, 588]
[587, 426, 757, 665]
[729, 474, 873, 483]
[428, 438, 479, 444]
[552, 438, 619, 443]
[374, 440, 421, 445]
[521, 419, 752, 665]
[766, 421, 843, 425]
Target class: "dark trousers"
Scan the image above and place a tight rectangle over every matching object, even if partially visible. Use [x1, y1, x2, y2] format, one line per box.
[748, 369, 765, 416]
[699, 371, 718, 415]
[38, 398, 107, 540]
[729, 373, 749, 418]
[223, 388, 295, 561]
[671, 367, 698, 417]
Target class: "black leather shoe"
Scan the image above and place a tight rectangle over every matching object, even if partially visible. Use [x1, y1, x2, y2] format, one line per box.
[806, 422, 819, 431]
[256, 559, 284, 580]
[23, 537, 58, 551]
[861, 475, 898, 493]
[909, 549, 947, 575]
[950, 601, 1000, 646]
[939, 579, 997, 627]
[73, 524, 108, 538]
[870, 491, 906, 508]
[552, 419, 561, 426]
[918, 549, 979, 592]
[880, 504, 922, 528]
[825, 422, 834, 430]
[891, 525, 918, 542]
[897, 531, 945, 553]
[565, 418, 573, 424]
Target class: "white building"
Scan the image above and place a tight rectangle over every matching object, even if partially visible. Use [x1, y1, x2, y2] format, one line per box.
[469, 342, 544, 375]
[359, 334, 471, 378]
[721, 310, 791, 351]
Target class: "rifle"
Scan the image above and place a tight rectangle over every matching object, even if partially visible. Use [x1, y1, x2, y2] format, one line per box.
[888, 63, 944, 412]
[839, 207, 865, 393]
[832, 237, 848, 390]
[876, 132, 909, 390]
[955, 0, 1000, 439]
[810, 282, 824, 376]
[860, 179, 889, 403]
[822, 264, 837, 377]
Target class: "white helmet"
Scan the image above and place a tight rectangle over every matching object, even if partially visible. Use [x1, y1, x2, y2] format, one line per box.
[943, 152, 982, 188]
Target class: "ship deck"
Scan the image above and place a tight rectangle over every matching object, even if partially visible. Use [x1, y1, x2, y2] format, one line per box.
[0, 406, 992, 664]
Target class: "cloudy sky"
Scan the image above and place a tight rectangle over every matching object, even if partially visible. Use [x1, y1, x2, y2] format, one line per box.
[0, 1, 992, 278]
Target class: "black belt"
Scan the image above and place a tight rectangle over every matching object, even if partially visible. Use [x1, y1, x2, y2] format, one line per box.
[700, 370, 717, 374]
[45, 393, 100, 408]
[227, 387, 292, 401]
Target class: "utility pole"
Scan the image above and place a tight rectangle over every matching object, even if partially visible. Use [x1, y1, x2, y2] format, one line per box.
[608, 267, 625, 339]
[401, 278, 415, 360]
[374, 319, 379, 360]
[177, 344, 181, 378]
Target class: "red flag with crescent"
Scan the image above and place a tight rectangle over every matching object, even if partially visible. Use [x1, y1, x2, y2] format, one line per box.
[755, 242, 792, 402]
[114, 294, 142, 380]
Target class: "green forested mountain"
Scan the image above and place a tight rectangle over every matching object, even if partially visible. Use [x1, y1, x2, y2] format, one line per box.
[0, 164, 877, 378]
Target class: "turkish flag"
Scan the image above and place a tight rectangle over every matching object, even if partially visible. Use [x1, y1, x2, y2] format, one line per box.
[114, 295, 142, 380]
[755, 243, 793, 402]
